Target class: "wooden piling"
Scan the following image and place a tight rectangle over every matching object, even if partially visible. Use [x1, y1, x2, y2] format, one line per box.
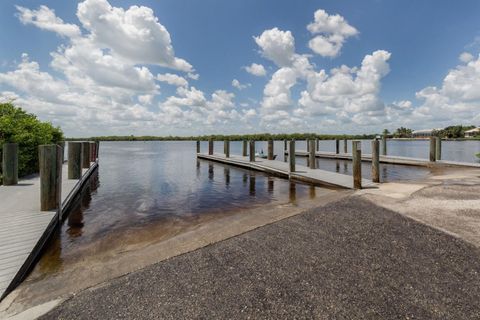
[68, 142, 82, 179]
[382, 135, 387, 156]
[2, 143, 18, 185]
[284, 139, 287, 151]
[309, 140, 316, 169]
[59, 141, 65, 163]
[81, 142, 91, 169]
[225, 140, 230, 158]
[249, 140, 255, 162]
[208, 139, 214, 155]
[344, 139, 348, 153]
[289, 140, 295, 172]
[335, 139, 340, 154]
[95, 140, 100, 159]
[267, 140, 274, 160]
[196, 140, 200, 153]
[39, 145, 62, 211]
[306, 138, 310, 152]
[371, 140, 380, 183]
[89, 142, 96, 162]
[429, 137, 436, 162]
[352, 141, 362, 189]
[315, 138, 319, 151]
[435, 137, 442, 160]
[242, 140, 247, 157]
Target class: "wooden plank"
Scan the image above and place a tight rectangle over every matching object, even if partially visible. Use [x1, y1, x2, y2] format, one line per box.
[0, 161, 98, 300]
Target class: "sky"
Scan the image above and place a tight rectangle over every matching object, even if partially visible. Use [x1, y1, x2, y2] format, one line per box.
[0, 0, 479, 137]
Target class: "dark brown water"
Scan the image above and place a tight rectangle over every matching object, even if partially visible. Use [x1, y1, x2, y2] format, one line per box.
[32, 140, 449, 278]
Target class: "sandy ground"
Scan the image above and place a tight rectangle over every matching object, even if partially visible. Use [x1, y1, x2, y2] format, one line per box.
[3, 165, 480, 319]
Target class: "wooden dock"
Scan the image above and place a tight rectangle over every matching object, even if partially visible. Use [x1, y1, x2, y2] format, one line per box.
[197, 153, 375, 189]
[0, 161, 98, 300]
[289, 150, 480, 168]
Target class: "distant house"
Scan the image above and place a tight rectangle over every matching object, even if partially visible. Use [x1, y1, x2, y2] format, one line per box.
[465, 127, 480, 138]
[412, 128, 443, 138]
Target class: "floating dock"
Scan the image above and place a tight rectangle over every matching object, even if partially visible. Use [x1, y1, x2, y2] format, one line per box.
[289, 150, 480, 168]
[197, 153, 375, 189]
[0, 161, 98, 300]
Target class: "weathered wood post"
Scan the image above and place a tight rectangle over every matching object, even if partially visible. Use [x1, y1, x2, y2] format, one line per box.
[306, 138, 310, 152]
[289, 140, 296, 172]
[95, 141, 100, 159]
[89, 142, 96, 162]
[68, 142, 83, 179]
[225, 140, 230, 158]
[59, 141, 65, 163]
[208, 139, 214, 155]
[429, 136, 436, 162]
[344, 139, 348, 153]
[2, 143, 18, 185]
[309, 140, 316, 169]
[316, 138, 319, 151]
[371, 139, 380, 183]
[242, 140, 247, 157]
[249, 140, 255, 162]
[352, 141, 362, 189]
[267, 140, 274, 160]
[284, 139, 287, 152]
[81, 142, 91, 168]
[335, 139, 340, 154]
[435, 137, 442, 161]
[196, 140, 200, 153]
[39, 145, 62, 211]
[382, 134, 387, 156]
[223, 139, 227, 154]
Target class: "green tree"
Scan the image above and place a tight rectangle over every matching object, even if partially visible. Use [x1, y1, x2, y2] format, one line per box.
[0, 102, 63, 181]
[439, 125, 475, 138]
[393, 127, 413, 138]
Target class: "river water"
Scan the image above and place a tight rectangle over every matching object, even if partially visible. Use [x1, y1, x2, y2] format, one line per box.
[31, 139, 478, 278]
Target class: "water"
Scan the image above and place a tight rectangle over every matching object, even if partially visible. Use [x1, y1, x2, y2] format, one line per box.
[33, 139, 476, 278]
[34, 141, 326, 277]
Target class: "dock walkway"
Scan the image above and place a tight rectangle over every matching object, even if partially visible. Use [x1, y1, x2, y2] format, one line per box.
[197, 153, 375, 189]
[291, 150, 480, 168]
[0, 161, 98, 300]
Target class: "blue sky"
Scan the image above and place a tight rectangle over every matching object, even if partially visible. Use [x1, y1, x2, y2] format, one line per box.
[0, 0, 479, 137]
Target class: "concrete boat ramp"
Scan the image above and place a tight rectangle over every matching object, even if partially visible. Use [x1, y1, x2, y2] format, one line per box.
[290, 150, 480, 168]
[0, 162, 97, 300]
[197, 153, 375, 189]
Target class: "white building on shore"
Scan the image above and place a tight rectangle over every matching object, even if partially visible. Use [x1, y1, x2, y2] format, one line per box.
[412, 128, 443, 138]
[465, 127, 480, 137]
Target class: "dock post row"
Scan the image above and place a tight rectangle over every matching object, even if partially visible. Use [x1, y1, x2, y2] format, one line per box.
[2, 141, 99, 211]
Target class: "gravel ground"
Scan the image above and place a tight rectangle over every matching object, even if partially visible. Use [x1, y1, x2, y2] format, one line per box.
[41, 197, 480, 319]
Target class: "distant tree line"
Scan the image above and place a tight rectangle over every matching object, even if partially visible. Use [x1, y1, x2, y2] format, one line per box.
[0, 102, 63, 183]
[388, 125, 479, 139]
[68, 133, 378, 142]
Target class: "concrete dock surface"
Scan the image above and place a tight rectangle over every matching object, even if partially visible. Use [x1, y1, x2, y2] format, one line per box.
[40, 196, 480, 319]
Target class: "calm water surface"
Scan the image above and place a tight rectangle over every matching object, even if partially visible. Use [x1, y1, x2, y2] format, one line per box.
[34, 139, 477, 277]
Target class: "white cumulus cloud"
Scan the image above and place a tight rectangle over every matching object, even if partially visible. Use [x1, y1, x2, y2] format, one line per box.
[307, 9, 358, 57]
[244, 63, 267, 76]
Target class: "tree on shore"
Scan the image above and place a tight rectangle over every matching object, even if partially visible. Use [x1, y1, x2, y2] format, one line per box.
[0, 102, 63, 181]
[393, 127, 413, 138]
